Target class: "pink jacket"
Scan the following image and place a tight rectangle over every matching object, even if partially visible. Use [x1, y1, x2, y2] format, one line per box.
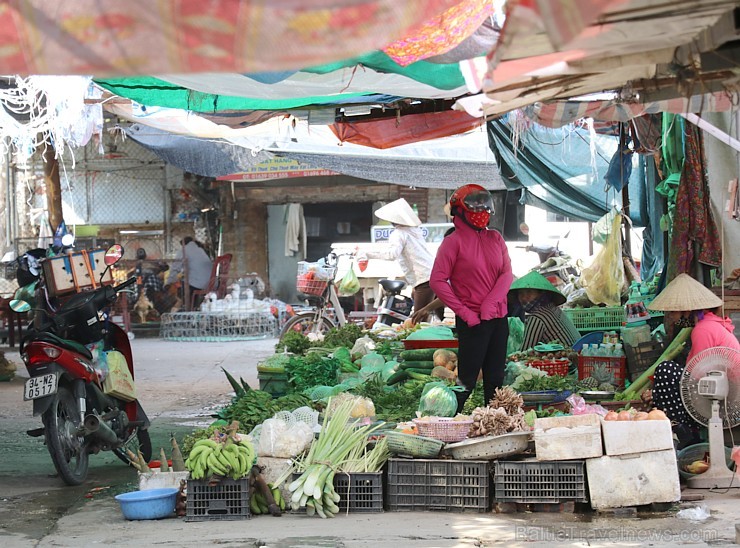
[687, 312, 739, 362]
[430, 217, 513, 327]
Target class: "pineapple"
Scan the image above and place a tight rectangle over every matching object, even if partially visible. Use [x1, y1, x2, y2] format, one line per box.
[591, 363, 616, 387]
[580, 376, 599, 389]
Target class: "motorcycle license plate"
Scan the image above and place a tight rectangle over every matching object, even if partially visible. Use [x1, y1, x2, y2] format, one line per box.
[24, 373, 58, 401]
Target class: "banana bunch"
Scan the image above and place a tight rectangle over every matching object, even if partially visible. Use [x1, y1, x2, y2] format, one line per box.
[185, 437, 255, 480]
[250, 485, 286, 515]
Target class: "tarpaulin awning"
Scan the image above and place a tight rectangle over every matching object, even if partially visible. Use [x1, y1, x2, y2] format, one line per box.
[330, 110, 482, 149]
[487, 116, 646, 225]
[95, 77, 400, 112]
[382, 0, 493, 66]
[0, 0, 461, 76]
[468, 0, 740, 118]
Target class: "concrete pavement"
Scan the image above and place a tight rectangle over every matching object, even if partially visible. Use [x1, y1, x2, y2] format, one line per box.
[1, 337, 739, 547]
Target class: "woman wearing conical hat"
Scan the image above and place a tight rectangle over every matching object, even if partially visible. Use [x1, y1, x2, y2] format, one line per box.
[508, 271, 581, 351]
[358, 198, 442, 322]
[644, 273, 739, 448]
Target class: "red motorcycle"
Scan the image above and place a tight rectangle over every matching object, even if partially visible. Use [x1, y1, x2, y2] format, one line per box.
[12, 244, 151, 485]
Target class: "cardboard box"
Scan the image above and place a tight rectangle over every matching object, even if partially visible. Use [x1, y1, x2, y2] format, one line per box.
[534, 414, 603, 461]
[601, 419, 674, 456]
[42, 249, 113, 297]
[586, 449, 681, 509]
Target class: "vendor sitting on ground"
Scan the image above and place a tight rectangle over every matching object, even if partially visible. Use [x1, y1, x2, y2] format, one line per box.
[508, 271, 580, 350]
[644, 273, 739, 448]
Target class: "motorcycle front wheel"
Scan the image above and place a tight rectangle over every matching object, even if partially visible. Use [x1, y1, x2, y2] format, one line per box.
[113, 427, 152, 468]
[42, 386, 89, 486]
[279, 312, 335, 342]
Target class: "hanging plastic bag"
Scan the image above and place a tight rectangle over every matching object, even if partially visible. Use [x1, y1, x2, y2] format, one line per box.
[507, 317, 524, 355]
[418, 381, 462, 417]
[338, 264, 361, 296]
[581, 213, 624, 306]
[592, 208, 619, 245]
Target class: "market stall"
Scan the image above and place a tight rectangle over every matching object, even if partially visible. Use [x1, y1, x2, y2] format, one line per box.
[118, 321, 697, 521]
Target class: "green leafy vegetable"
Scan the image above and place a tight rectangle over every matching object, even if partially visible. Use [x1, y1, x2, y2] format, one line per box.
[286, 352, 340, 392]
[277, 330, 312, 355]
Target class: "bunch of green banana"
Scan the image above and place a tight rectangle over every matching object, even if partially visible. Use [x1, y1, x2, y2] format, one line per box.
[250, 485, 286, 515]
[185, 438, 255, 480]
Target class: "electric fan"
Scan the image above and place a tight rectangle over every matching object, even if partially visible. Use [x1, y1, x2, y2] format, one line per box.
[679, 346, 740, 489]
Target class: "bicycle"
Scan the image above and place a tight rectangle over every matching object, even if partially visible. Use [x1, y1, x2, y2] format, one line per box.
[278, 252, 349, 341]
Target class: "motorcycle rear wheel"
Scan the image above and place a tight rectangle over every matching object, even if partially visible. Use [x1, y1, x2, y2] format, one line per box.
[113, 428, 152, 469]
[279, 312, 335, 341]
[42, 386, 89, 486]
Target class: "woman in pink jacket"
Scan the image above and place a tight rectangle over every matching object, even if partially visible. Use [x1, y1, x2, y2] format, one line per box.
[430, 184, 513, 411]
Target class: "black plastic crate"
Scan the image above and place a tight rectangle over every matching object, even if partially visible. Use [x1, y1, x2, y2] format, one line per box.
[386, 459, 489, 512]
[334, 472, 383, 513]
[493, 460, 587, 504]
[624, 340, 665, 382]
[186, 478, 250, 521]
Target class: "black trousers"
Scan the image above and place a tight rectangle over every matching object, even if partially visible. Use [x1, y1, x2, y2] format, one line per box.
[455, 316, 509, 412]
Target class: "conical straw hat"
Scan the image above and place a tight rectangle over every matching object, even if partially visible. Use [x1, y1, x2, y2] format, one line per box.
[374, 198, 421, 227]
[508, 271, 567, 306]
[647, 273, 723, 311]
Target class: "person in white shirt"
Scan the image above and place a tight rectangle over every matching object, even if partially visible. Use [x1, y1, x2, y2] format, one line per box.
[166, 237, 213, 306]
[359, 198, 442, 322]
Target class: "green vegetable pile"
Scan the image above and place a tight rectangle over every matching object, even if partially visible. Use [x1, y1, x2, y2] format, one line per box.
[515, 374, 579, 392]
[286, 352, 340, 392]
[277, 330, 312, 355]
[462, 381, 485, 414]
[322, 324, 363, 349]
[351, 375, 427, 422]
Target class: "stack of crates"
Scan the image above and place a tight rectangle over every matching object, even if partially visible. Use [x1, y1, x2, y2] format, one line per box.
[493, 460, 588, 504]
[385, 459, 489, 512]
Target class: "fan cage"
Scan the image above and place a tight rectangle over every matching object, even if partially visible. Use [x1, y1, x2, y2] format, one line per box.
[679, 347, 740, 429]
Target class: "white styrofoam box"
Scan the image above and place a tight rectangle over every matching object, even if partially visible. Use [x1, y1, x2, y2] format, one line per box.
[601, 419, 674, 456]
[586, 449, 681, 509]
[534, 413, 603, 461]
[138, 470, 189, 491]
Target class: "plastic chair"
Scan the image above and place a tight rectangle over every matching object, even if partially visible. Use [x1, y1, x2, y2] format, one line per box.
[189, 254, 232, 310]
[572, 331, 604, 352]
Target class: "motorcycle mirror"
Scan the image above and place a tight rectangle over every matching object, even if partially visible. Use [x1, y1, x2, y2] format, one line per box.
[61, 234, 75, 247]
[9, 299, 31, 313]
[104, 244, 124, 266]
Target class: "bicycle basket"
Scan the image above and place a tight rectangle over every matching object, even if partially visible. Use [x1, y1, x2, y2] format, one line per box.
[296, 261, 336, 297]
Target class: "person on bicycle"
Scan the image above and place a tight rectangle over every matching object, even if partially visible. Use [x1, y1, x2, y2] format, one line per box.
[430, 184, 513, 412]
[357, 198, 442, 322]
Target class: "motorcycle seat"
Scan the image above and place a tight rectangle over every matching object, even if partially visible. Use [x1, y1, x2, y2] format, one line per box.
[30, 332, 93, 360]
[379, 279, 407, 293]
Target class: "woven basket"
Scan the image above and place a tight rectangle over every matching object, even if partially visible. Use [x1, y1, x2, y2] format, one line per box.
[412, 418, 473, 443]
[384, 431, 445, 458]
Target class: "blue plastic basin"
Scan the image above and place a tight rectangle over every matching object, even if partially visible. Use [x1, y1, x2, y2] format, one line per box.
[115, 488, 179, 520]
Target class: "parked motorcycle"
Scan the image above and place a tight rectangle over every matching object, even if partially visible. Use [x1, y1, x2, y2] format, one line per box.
[374, 279, 413, 327]
[11, 244, 151, 485]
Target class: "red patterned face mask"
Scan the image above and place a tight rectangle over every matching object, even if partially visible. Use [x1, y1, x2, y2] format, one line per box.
[465, 210, 490, 229]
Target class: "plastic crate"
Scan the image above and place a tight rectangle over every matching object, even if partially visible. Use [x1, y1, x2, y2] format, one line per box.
[564, 307, 626, 333]
[624, 340, 665, 382]
[258, 371, 289, 396]
[334, 472, 383, 513]
[577, 355, 627, 388]
[386, 459, 489, 512]
[493, 460, 588, 503]
[527, 359, 570, 376]
[186, 478, 250, 521]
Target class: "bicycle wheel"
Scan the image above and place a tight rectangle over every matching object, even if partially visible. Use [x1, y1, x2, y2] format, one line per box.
[279, 312, 335, 341]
